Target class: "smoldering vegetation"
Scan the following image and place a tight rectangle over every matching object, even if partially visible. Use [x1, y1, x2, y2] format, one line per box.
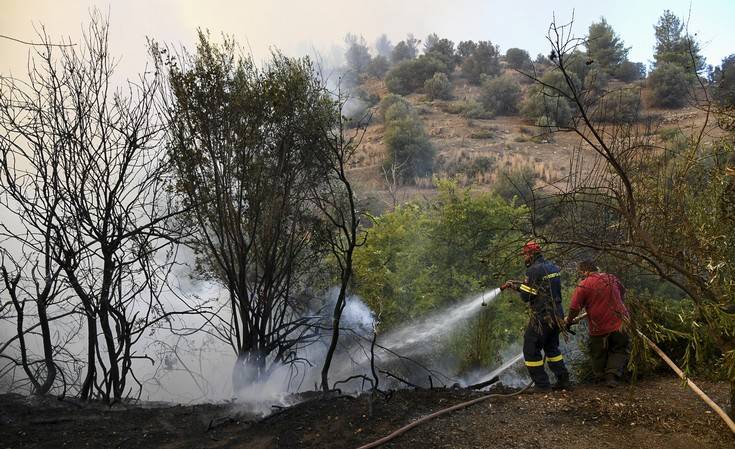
[0, 13, 528, 412]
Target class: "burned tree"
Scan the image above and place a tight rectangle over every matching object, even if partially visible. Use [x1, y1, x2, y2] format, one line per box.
[312, 85, 369, 391]
[0, 15, 188, 402]
[155, 33, 338, 386]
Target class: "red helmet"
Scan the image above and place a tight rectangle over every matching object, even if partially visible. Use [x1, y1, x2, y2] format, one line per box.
[521, 240, 542, 255]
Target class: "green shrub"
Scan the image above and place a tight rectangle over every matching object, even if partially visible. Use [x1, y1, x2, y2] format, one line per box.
[648, 62, 690, 108]
[367, 55, 390, 79]
[594, 87, 641, 123]
[480, 75, 522, 115]
[616, 60, 646, 82]
[424, 72, 453, 100]
[378, 94, 411, 121]
[461, 41, 501, 85]
[424, 34, 457, 72]
[521, 70, 579, 127]
[505, 48, 531, 71]
[385, 55, 449, 95]
[382, 102, 435, 182]
[712, 54, 735, 107]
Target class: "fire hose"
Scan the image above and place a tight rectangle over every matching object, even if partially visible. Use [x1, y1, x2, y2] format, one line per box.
[355, 313, 735, 448]
[354, 383, 532, 449]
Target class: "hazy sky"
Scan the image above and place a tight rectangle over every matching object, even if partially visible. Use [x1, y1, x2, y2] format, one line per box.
[1, 0, 733, 80]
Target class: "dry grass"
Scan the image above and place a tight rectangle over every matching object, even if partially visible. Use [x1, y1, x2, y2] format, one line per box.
[348, 69, 712, 206]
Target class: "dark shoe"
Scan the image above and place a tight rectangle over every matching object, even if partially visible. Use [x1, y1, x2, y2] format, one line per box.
[527, 384, 552, 394]
[553, 380, 573, 391]
[604, 373, 618, 388]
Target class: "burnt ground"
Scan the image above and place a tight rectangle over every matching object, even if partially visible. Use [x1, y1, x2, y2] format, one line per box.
[1, 377, 733, 449]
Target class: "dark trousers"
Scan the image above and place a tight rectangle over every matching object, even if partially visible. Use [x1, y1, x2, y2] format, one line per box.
[523, 320, 569, 387]
[589, 330, 630, 379]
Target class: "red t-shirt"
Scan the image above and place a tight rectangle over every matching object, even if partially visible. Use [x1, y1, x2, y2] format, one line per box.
[570, 272, 628, 336]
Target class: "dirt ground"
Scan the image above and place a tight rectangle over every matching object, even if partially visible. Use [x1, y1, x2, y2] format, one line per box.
[1, 377, 733, 449]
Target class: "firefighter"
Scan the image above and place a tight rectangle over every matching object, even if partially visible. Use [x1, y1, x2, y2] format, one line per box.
[565, 259, 630, 388]
[501, 241, 570, 391]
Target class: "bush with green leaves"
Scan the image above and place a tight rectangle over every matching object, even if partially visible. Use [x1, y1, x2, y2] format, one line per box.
[711, 54, 735, 107]
[344, 33, 371, 75]
[424, 33, 457, 71]
[616, 60, 646, 82]
[385, 55, 448, 95]
[367, 55, 390, 79]
[391, 34, 421, 64]
[424, 72, 452, 100]
[461, 41, 501, 85]
[648, 62, 690, 108]
[505, 48, 531, 71]
[521, 70, 579, 127]
[383, 103, 435, 181]
[480, 75, 522, 115]
[594, 87, 641, 123]
[352, 180, 528, 371]
[378, 93, 411, 121]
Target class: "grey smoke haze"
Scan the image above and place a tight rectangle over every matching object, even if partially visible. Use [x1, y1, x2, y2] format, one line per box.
[1, 0, 733, 85]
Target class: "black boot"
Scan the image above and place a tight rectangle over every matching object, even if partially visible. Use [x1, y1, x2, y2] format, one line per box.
[553, 373, 572, 390]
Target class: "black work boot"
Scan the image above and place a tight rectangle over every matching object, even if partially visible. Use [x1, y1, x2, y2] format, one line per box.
[553, 374, 572, 391]
[604, 373, 618, 388]
[526, 382, 552, 394]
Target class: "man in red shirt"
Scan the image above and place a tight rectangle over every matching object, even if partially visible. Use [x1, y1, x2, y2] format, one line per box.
[565, 260, 630, 387]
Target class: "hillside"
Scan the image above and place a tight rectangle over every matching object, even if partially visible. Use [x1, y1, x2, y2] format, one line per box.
[349, 68, 712, 210]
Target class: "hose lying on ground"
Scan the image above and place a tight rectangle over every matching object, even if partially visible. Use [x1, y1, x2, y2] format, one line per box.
[638, 330, 735, 434]
[354, 383, 532, 449]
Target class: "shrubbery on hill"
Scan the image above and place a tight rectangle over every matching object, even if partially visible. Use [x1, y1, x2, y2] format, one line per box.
[424, 72, 452, 100]
[380, 98, 435, 182]
[367, 55, 390, 79]
[385, 55, 448, 95]
[479, 75, 522, 115]
[593, 87, 642, 123]
[505, 48, 532, 71]
[521, 70, 579, 127]
[461, 41, 501, 85]
[648, 62, 690, 108]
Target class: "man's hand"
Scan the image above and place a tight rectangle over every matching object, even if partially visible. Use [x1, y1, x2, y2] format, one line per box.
[562, 320, 576, 335]
[500, 280, 518, 291]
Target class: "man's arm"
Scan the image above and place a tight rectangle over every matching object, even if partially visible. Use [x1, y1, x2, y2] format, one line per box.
[565, 282, 586, 326]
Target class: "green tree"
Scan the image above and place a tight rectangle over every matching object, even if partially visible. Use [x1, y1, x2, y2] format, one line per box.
[457, 40, 477, 60]
[424, 34, 457, 71]
[367, 55, 390, 78]
[344, 33, 372, 75]
[375, 33, 393, 58]
[649, 62, 690, 108]
[461, 41, 501, 84]
[383, 103, 435, 181]
[391, 34, 420, 63]
[352, 180, 528, 370]
[385, 55, 448, 95]
[424, 72, 453, 100]
[586, 18, 629, 75]
[480, 75, 522, 115]
[505, 48, 531, 70]
[160, 32, 337, 384]
[653, 10, 705, 73]
[712, 54, 735, 107]
[616, 60, 646, 82]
